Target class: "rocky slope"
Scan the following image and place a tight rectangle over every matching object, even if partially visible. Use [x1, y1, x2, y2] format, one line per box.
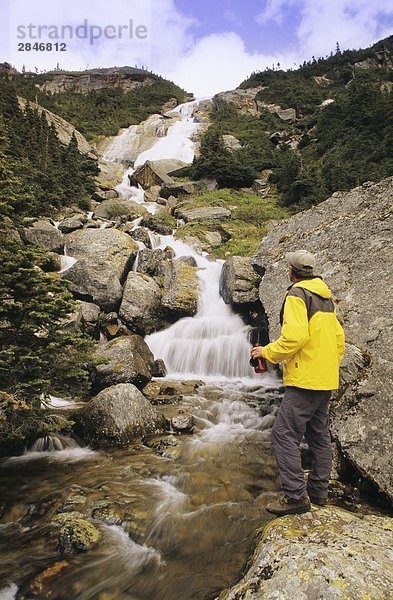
[250, 176, 393, 501]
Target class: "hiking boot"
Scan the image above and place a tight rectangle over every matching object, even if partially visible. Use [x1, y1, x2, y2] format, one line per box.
[266, 493, 311, 516]
[309, 495, 327, 506]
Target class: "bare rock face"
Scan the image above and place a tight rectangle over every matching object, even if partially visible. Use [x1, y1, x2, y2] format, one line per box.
[220, 256, 261, 304]
[221, 506, 393, 599]
[251, 177, 393, 501]
[213, 87, 263, 116]
[62, 228, 138, 310]
[119, 272, 162, 334]
[92, 335, 154, 392]
[73, 383, 166, 447]
[20, 220, 64, 253]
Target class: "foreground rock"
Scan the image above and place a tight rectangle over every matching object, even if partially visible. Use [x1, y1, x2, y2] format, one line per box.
[220, 256, 261, 304]
[74, 383, 166, 447]
[252, 177, 393, 501]
[119, 272, 162, 334]
[221, 506, 393, 599]
[20, 220, 64, 253]
[92, 335, 154, 391]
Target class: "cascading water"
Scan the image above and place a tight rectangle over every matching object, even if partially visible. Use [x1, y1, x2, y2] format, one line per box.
[0, 99, 283, 600]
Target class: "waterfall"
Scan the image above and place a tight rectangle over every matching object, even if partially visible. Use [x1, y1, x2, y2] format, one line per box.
[27, 434, 81, 452]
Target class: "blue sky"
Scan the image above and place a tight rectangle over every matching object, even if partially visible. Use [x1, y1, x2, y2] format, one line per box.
[2, 0, 393, 96]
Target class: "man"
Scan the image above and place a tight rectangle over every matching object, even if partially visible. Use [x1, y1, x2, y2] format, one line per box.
[251, 249, 345, 516]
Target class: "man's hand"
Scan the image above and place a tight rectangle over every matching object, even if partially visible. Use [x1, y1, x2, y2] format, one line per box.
[250, 345, 264, 360]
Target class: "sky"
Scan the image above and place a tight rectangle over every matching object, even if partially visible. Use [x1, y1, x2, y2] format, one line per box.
[1, 0, 393, 97]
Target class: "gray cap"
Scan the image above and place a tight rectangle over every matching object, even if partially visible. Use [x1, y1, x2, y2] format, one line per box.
[286, 249, 316, 274]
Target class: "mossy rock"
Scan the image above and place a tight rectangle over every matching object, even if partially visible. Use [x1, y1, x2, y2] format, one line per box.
[56, 515, 101, 553]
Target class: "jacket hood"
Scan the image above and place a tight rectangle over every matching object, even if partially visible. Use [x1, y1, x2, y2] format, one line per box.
[293, 277, 332, 299]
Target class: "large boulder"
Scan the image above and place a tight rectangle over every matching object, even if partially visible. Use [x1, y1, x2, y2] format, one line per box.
[130, 160, 174, 189]
[62, 229, 138, 310]
[93, 199, 147, 221]
[119, 272, 162, 334]
[220, 256, 261, 304]
[161, 260, 199, 318]
[73, 383, 166, 447]
[221, 506, 393, 599]
[251, 177, 393, 501]
[20, 220, 64, 253]
[92, 335, 154, 391]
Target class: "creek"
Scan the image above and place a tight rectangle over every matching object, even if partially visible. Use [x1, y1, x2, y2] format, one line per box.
[0, 101, 283, 600]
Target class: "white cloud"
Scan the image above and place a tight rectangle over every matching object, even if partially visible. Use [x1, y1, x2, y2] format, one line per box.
[160, 32, 294, 97]
[257, 0, 393, 58]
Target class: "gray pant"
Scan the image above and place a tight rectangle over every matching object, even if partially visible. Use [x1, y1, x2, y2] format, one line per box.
[271, 386, 332, 500]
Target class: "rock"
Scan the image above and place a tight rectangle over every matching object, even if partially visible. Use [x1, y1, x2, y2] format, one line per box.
[161, 260, 199, 318]
[251, 176, 393, 501]
[58, 215, 87, 233]
[37, 251, 62, 272]
[160, 181, 201, 198]
[171, 413, 194, 432]
[129, 227, 152, 248]
[93, 199, 147, 221]
[220, 256, 262, 304]
[74, 383, 166, 447]
[91, 189, 118, 201]
[62, 229, 137, 310]
[152, 359, 167, 377]
[137, 248, 168, 277]
[56, 515, 101, 553]
[222, 134, 242, 151]
[213, 87, 263, 116]
[131, 160, 174, 189]
[140, 213, 174, 235]
[80, 301, 100, 324]
[221, 506, 393, 599]
[93, 335, 154, 391]
[62, 260, 123, 311]
[174, 206, 231, 222]
[29, 561, 71, 596]
[20, 220, 64, 253]
[119, 272, 162, 334]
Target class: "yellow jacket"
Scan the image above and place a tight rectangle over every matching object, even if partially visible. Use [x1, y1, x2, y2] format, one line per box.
[262, 278, 345, 390]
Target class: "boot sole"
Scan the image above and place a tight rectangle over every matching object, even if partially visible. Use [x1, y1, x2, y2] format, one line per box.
[266, 504, 311, 515]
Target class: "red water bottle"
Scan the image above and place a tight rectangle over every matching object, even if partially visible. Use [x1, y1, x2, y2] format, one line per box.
[249, 328, 268, 374]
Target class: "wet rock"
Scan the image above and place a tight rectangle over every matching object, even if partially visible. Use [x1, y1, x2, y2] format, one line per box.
[252, 176, 393, 501]
[171, 413, 194, 433]
[152, 359, 167, 377]
[137, 248, 168, 277]
[73, 383, 166, 447]
[56, 515, 101, 553]
[58, 214, 87, 233]
[20, 219, 64, 253]
[221, 506, 393, 599]
[29, 561, 71, 596]
[91, 501, 123, 525]
[129, 226, 152, 248]
[220, 256, 261, 304]
[92, 335, 154, 391]
[141, 213, 174, 235]
[93, 199, 147, 221]
[161, 260, 199, 318]
[119, 272, 162, 334]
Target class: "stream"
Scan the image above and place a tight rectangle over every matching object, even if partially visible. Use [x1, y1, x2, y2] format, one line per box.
[0, 100, 283, 600]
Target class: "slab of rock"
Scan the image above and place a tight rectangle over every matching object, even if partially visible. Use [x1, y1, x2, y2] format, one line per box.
[174, 206, 231, 222]
[251, 177, 393, 501]
[220, 256, 261, 304]
[58, 215, 87, 233]
[119, 272, 162, 333]
[93, 335, 154, 391]
[74, 383, 166, 447]
[220, 506, 393, 599]
[20, 220, 64, 253]
[131, 160, 174, 189]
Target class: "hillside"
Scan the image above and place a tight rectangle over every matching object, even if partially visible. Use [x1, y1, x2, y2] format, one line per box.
[6, 66, 188, 141]
[187, 35, 393, 211]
